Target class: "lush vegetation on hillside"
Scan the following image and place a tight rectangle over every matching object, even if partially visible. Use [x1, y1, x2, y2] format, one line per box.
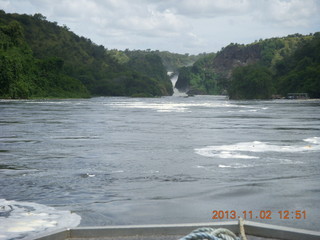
[175, 53, 225, 95]
[0, 20, 89, 98]
[274, 33, 320, 98]
[0, 11, 175, 98]
[176, 33, 319, 99]
[1, 10, 318, 100]
[229, 33, 320, 99]
[228, 64, 273, 99]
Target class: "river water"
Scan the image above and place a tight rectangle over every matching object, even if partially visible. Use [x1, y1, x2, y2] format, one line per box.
[1, 96, 320, 239]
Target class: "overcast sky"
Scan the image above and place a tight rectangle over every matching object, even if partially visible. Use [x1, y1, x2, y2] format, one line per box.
[1, 0, 319, 54]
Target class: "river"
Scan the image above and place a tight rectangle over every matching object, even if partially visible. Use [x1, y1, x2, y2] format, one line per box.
[1, 96, 320, 239]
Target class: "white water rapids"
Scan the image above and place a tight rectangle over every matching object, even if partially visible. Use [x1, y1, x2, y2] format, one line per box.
[1, 96, 320, 237]
[168, 72, 188, 97]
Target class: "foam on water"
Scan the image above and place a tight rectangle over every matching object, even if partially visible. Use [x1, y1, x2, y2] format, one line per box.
[109, 101, 238, 113]
[218, 163, 255, 168]
[0, 199, 81, 240]
[304, 137, 320, 145]
[196, 157, 303, 170]
[195, 137, 320, 159]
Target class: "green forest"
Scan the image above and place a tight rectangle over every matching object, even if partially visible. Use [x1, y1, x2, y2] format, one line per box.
[0, 11, 200, 99]
[0, 19, 89, 98]
[229, 34, 320, 99]
[1, 10, 319, 99]
[175, 33, 320, 99]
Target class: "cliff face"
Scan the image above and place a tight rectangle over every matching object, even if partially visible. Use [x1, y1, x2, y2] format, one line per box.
[175, 34, 313, 95]
[212, 43, 262, 78]
[175, 43, 262, 94]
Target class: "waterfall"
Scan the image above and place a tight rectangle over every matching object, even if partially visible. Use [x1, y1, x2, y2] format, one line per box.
[168, 72, 188, 97]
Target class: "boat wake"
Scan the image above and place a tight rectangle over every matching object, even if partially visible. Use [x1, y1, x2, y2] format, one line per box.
[0, 199, 81, 240]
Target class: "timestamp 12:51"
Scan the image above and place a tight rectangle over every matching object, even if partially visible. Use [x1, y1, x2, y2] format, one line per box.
[211, 210, 307, 220]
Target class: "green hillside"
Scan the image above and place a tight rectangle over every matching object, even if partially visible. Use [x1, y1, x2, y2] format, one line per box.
[0, 19, 89, 98]
[175, 33, 320, 99]
[274, 33, 320, 98]
[1, 10, 318, 100]
[0, 11, 173, 98]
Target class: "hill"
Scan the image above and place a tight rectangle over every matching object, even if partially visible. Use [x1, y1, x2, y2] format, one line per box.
[175, 33, 319, 99]
[1, 11, 318, 100]
[0, 11, 174, 98]
[274, 33, 320, 98]
[0, 19, 89, 98]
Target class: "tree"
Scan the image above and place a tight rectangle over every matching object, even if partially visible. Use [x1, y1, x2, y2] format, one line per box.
[274, 32, 320, 98]
[229, 64, 273, 99]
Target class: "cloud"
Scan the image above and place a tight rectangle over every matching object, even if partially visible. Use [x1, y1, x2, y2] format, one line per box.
[115, 7, 185, 38]
[155, 0, 319, 27]
[53, 0, 101, 18]
[252, 0, 320, 28]
[1, 0, 319, 54]
[155, 0, 251, 18]
[0, 0, 9, 9]
[45, 0, 187, 39]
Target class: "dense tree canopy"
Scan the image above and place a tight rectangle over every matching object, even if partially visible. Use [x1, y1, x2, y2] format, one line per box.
[175, 31, 319, 99]
[274, 33, 320, 98]
[1, 10, 319, 100]
[229, 65, 273, 99]
[175, 53, 222, 95]
[229, 33, 320, 99]
[0, 19, 89, 98]
[0, 11, 177, 99]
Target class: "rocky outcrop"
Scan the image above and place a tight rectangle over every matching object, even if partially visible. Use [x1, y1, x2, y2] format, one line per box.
[212, 43, 262, 78]
[176, 33, 319, 97]
[175, 43, 262, 94]
[186, 88, 207, 96]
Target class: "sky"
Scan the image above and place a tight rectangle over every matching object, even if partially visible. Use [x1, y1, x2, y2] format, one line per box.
[1, 0, 319, 54]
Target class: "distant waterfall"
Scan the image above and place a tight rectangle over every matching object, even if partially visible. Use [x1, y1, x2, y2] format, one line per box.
[168, 72, 187, 97]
